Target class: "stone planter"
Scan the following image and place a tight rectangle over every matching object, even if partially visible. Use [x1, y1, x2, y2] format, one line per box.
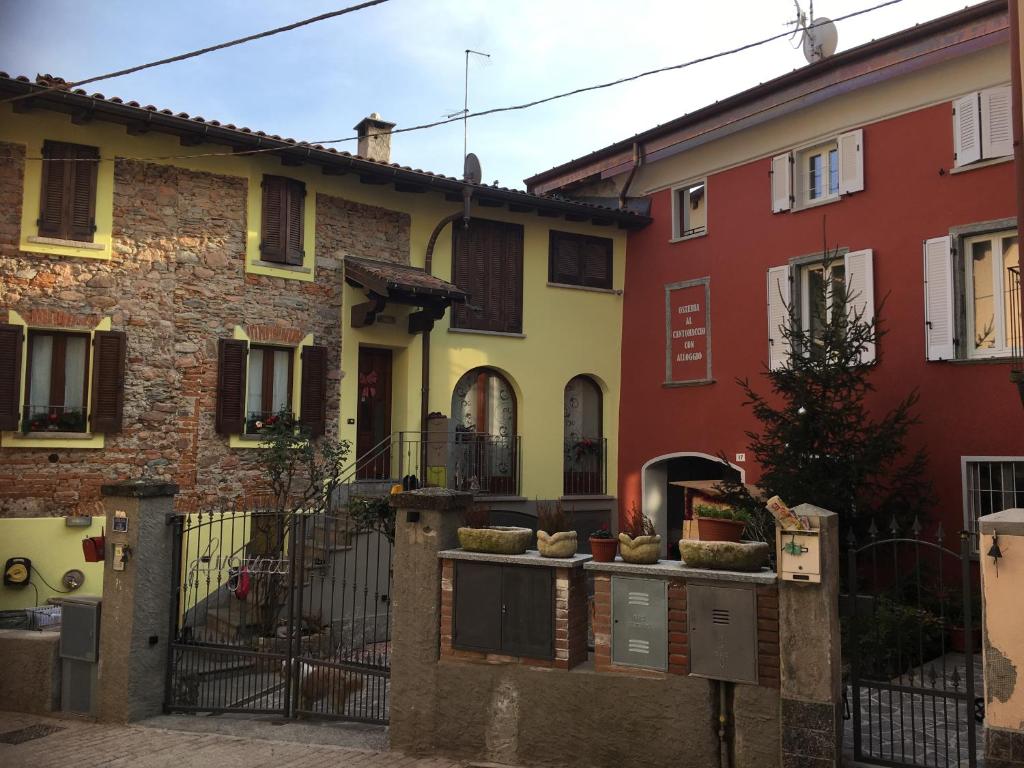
[618, 533, 662, 564]
[457, 526, 532, 555]
[695, 516, 746, 543]
[589, 536, 618, 562]
[536, 530, 578, 558]
[679, 539, 769, 572]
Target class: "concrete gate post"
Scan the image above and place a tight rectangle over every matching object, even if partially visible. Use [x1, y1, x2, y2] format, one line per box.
[979, 508, 1024, 767]
[389, 488, 472, 755]
[97, 479, 179, 722]
[778, 504, 843, 768]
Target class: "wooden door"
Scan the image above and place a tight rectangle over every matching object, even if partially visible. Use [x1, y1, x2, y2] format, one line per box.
[356, 347, 392, 479]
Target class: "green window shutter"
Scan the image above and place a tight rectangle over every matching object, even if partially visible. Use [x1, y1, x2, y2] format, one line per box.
[89, 330, 127, 433]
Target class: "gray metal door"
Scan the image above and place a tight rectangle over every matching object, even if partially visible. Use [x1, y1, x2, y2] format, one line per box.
[611, 576, 667, 671]
[687, 583, 758, 684]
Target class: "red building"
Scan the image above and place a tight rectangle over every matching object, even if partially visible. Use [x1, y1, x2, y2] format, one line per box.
[528, 1, 1023, 548]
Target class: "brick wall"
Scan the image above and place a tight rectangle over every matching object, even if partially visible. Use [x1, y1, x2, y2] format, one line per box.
[757, 583, 780, 688]
[0, 142, 411, 516]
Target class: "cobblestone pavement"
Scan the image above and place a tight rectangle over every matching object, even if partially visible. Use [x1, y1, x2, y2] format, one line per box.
[0, 711, 464, 768]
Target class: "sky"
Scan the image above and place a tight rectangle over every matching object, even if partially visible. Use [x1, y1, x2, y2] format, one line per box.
[0, 0, 988, 189]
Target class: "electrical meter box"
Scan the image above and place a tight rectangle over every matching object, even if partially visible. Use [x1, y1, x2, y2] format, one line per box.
[611, 576, 668, 671]
[777, 529, 822, 583]
[687, 583, 757, 684]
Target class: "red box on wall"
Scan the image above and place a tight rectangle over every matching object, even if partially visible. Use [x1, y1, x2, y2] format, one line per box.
[82, 534, 105, 563]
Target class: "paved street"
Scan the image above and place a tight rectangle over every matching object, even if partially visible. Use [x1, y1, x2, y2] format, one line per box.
[0, 711, 464, 768]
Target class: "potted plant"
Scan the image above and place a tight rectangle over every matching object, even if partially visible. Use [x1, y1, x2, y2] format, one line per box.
[457, 504, 533, 555]
[536, 501, 577, 558]
[589, 523, 618, 562]
[618, 502, 661, 564]
[694, 504, 750, 543]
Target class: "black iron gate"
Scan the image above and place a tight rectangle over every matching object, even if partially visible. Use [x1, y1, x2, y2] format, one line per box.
[165, 502, 393, 723]
[843, 521, 980, 768]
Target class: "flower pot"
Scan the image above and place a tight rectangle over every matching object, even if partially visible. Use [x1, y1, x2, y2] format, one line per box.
[618, 533, 662, 564]
[949, 626, 982, 654]
[537, 530, 578, 558]
[457, 526, 533, 555]
[589, 537, 618, 562]
[695, 516, 746, 543]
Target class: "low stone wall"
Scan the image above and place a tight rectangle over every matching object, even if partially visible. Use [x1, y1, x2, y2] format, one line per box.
[0, 629, 61, 714]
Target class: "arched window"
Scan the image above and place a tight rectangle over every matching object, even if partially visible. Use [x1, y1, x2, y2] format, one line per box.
[564, 376, 604, 495]
[450, 368, 518, 494]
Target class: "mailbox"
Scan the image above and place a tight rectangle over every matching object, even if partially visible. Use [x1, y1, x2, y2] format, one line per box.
[777, 529, 821, 583]
[688, 583, 757, 684]
[611, 576, 667, 671]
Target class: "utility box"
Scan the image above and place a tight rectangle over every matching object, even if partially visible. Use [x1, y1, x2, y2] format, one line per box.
[611, 576, 668, 671]
[60, 596, 101, 716]
[688, 583, 757, 684]
[777, 529, 821, 583]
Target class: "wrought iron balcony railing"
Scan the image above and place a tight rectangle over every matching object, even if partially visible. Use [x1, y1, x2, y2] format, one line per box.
[563, 436, 607, 496]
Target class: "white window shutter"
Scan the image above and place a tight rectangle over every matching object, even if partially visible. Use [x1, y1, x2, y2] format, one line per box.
[981, 85, 1013, 160]
[767, 265, 792, 370]
[953, 93, 981, 167]
[838, 129, 864, 194]
[771, 153, 792, 213]
[844, 249, 876, 364]
[923, 235, 955, 361]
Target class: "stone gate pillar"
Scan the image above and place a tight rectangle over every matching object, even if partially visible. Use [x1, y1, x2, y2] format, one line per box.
[97, 480, 179, 722]
[979, 508, 1024, 768]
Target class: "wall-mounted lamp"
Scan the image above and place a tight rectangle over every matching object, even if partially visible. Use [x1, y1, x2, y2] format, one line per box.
[65, 515, 93, 528]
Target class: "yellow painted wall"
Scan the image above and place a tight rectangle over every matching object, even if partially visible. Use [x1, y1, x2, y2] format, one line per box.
[1, 102, 628, 502]
[0, 517, 104, 610]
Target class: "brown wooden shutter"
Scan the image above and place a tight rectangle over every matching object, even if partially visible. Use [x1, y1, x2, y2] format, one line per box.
[503, 223, 524, 333]
[260, 175, 286, 263]
[285, 180, 305, 266]
[216, 338, 248, 434]
[581, 237, 612, 289]
[0, 324, 24, 431]
[299, 345, 328, 438]
[68, 144, 99, 242]
[90, 330, 126, 433]
[452, 224, 482, 329]
[38, 141, 68, 238]
[549, 231, 581, 285]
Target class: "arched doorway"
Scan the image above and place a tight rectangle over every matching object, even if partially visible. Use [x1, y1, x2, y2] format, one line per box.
[563, 375, 604, 495]
[641, 452, 743, 559]
[450, 368, 518, 495]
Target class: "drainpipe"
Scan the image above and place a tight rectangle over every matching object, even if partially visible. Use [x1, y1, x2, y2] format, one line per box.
[420, 188, 473, 469]
[618, 142, 643, 211]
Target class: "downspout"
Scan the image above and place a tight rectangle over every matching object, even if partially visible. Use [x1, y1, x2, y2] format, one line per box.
[1010, 0, 1024, 403]
[421, 187, 473, 458]
[617, 142, 643, 210]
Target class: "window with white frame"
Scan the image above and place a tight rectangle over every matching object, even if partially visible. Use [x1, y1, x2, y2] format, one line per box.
[963, 458, 1024, 540]
[953, 86, 1012, 169]
[771, 129, 863, 213]
[800, 261, 846, 359]
[672, 180, 707, 240]
[923, 225, 1019, 361]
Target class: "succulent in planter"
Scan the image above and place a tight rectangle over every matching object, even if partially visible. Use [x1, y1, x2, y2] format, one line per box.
[588, 523, 618, 562]
[693, 504, 752, 543]
[536, 501, 577, 558]
[618, 502, 661, 564]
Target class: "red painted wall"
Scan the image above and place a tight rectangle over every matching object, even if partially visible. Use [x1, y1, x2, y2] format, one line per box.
[619, 103, 1020, 531]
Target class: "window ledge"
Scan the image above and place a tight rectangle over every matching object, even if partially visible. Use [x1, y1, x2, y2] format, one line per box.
[949, 156, 1013, 175]
[3, 431, 104, 449]
[559, 494, 615, 501]
[448, 327, 526, 339]
[546, 282, 621, 296]
[252, 260, 312, 274]
[793, 195, 841, 213]
[669, 231, 707, 244]
[942, 355, 1014, 366]
[15, 431, 95, 440]
[26, 235, 104, 251]
[474, 494, 527, 503]
[663, 379, 716, 388]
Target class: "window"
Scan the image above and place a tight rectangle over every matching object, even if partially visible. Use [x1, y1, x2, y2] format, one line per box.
[963, 458, 1024, 540]
[0, 323, 126, 436]
[548, 230, 613, 289]
[953, 86, 1012, 168]
[771, 129, 863, 213]
[563, 376, 604, 495]
[800, 261, 846, 358]
[260, 175, 305, 266]
[671, 180, 707, 239]
[216, 338, 327, 439]
[924, 227, 1019, 361]
[451, 219, 524, 334]
[38, 140, 99, 243]
[450, 368, 518, 495]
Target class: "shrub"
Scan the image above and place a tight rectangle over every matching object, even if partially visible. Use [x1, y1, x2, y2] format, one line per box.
[694, 504, 752, 524]
[624, 500, 656, 538]
[537, 500, 572, 533]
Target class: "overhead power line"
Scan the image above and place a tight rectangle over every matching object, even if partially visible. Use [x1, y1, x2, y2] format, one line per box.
[0, 0, 391, 105]
[16, 0, 904, 165]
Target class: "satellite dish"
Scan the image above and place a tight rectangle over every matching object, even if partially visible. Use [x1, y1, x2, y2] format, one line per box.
[463, 152, 482, 184]
[802, 17, 838, 63]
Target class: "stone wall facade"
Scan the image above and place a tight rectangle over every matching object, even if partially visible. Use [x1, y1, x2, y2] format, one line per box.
[0, 142, 411, 516]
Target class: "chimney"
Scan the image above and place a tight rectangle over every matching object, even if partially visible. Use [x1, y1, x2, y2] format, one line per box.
[353, 112, 396, 164]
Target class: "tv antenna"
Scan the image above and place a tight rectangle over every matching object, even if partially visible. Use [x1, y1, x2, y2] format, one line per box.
[788, 1, 838, 64]
[445, 49, 491, 169]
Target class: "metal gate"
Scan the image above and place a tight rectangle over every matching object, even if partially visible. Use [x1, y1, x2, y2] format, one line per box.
[165, 501, 393, 723]
[844, 520, 980, 768]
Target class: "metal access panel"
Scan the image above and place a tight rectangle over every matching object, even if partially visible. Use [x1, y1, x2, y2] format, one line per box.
[611, 576, 668, 671]
[501, 566, 553, 659]
[688, 583, 758, 684]
[453, 561, 502, 652]
[62, 658, 98, 715]
[60, 597, 101, 662]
